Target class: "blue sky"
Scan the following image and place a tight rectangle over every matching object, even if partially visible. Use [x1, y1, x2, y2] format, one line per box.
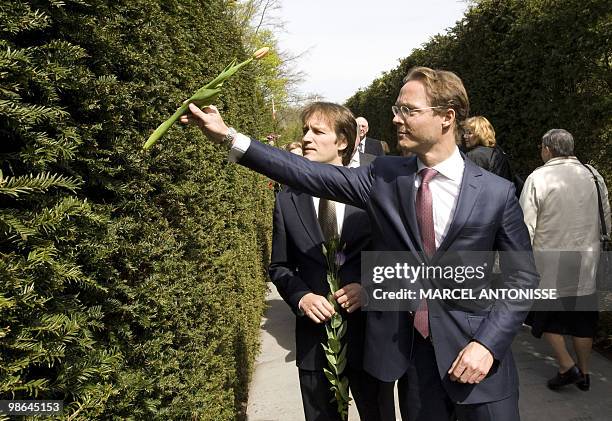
[275, 0, 470, 103]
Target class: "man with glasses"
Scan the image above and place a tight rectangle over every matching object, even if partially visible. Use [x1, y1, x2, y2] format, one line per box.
[180, 66, 538, 421]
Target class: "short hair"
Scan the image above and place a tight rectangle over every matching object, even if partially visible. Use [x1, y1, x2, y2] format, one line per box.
[542, 129, 574, 157]
[285, 141, 302, 152]
[381, 140, 390, 154]
[301, 102, 357, 166]
[463, 116, 496, 147]
[403, 67, 469, 137]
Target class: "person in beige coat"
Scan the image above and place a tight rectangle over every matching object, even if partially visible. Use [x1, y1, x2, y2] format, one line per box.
[520, 128, 611, 392]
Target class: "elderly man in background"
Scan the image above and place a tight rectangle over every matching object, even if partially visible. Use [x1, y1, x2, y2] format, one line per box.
[349, 119, 377, 168]
[355, 116, 385, 156]
[520, 129, 611, 392]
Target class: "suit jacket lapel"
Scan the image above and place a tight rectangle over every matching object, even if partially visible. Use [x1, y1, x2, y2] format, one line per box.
[434, 159, 483, 259]
[291, 190, 324, 248]
[340, 204, 356, 246]
[395, 159, 425, 257]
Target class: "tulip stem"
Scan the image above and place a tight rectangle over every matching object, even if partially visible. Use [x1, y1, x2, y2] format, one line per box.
[143, 104, 188, 150]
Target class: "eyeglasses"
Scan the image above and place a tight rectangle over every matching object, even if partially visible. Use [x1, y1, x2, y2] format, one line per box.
[392, 105, 444, 119]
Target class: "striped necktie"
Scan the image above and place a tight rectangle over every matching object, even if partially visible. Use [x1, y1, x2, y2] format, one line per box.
[414, 168, 438, 338]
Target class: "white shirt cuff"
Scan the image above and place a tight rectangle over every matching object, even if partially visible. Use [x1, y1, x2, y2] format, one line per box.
[228, 133, 251, 162]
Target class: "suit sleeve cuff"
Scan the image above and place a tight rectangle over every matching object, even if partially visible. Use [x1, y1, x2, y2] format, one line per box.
[296, 295, 306, 316]
[228, 133, 251, 162]
[470, 335, 500, 361]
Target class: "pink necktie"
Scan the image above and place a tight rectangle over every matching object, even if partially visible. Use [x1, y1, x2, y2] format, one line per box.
[414, 168, 438, 338]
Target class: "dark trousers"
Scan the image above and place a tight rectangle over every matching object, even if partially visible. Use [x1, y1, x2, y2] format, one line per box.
[298, 367, 393, 421]
[396, 332, 520, 421]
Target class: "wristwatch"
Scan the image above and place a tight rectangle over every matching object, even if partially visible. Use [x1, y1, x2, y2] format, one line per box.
[223, 127, 237, 145]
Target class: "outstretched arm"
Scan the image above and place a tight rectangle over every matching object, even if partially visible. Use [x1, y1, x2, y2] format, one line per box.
[180, 104, 373, 209]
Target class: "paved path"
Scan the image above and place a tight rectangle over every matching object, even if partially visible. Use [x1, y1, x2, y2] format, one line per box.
[246, 286, 612, 420]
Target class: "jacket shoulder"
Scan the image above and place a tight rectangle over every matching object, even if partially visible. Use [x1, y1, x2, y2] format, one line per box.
[371, 155, 415, 171]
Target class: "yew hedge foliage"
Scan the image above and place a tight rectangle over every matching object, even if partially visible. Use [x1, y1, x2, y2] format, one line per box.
[1, 1, 273, 419]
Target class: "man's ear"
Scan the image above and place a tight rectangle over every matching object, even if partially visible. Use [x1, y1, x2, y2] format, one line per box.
[441, 108, 455, 129]
[336, 135, 348, 152]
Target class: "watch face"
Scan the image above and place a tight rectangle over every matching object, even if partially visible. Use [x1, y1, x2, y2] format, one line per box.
[224, 128, 236, 143]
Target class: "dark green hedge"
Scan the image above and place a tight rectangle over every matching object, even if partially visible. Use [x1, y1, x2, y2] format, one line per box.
[1, 0, 274, 419]
[346, 0, 611, 185]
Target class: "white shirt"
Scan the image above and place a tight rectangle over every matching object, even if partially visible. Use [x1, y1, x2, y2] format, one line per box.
[228, 133, 252, 162]
[348, 151, 360, 168]
[358, 137, 366, 154]
[415, 147, 464, 248]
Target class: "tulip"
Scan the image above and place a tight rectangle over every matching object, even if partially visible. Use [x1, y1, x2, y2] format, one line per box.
[143, 47, 270, 150]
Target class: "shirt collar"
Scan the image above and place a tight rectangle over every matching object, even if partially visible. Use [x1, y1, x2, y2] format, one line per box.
[358, 138, 366, 153]
[417, 146, 464, 181]
[544, 156, 579, 166]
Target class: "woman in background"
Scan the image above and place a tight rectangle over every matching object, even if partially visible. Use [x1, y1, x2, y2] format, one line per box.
[463, 116, 513, 181]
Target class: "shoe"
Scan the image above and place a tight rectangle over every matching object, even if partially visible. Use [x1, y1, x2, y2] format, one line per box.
[576, 372, 590, 391]
[547, 365, 582, 390]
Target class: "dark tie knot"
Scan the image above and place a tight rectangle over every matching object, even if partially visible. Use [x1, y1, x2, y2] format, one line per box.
[419, 168, 438, 184]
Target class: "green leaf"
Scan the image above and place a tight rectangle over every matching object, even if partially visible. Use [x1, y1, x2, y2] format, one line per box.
[188, 87, 222, 104]
[338, 343, 347, 363]
[327, 273, 339, 292]
[329, 337, 341, 353]
[337, 320, 347, 339]
[337, 377, 349, 401]
[206, 57, 251, 88]
[323, 368, 336, 384]
[330, 313, 342, 329]
[337, 355, 347, 374]
[0, 172, 80, 198]
[325, 352, 337, 367]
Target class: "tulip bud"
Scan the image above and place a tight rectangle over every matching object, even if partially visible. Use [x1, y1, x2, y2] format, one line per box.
[252, 47, 270, 60]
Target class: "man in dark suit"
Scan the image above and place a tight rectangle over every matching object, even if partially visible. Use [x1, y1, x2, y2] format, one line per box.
[269, 102, 389, 421]
[349, 119, 377, 168]
[356, 117, 385, 156]
[181, 66, 539, 421]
